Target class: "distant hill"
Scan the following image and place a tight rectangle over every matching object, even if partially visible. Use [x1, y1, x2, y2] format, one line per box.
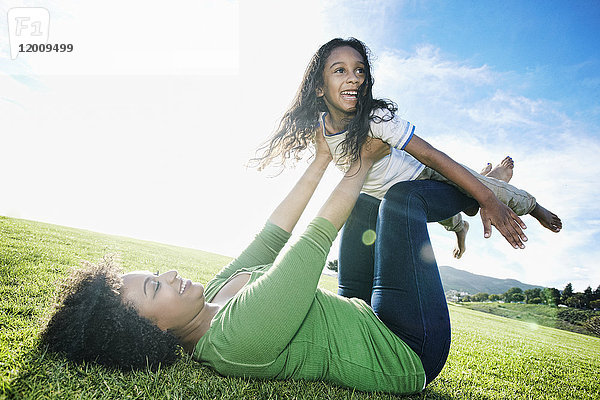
[439, 265, 543, 295]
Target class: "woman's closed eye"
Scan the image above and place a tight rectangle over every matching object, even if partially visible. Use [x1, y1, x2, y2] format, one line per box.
[153, 270, 160, 294]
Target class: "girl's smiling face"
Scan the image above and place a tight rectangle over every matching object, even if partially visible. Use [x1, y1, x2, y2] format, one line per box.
[317, 46, 367, 121]
[120, 270, 205, 332]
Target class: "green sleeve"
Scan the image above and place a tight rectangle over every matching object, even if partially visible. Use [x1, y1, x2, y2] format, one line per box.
[212, 222, 291, 283]
[214, 217, 338, 364]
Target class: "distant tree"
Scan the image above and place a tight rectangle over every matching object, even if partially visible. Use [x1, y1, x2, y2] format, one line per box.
[583, 286, 594, 308]
[524, 288, 542, 304]
[504, 287, 523, 303]
[489, 294, 502, 302]
[594, 285, 600, 300]
[565, 297, 578, 308]
[512, 293, 525, 303]
[566, 293, 586, 309]
[472, 293, 489, 302]
[542, 288, 561, 306]
[326, 260, 338, 272]
[561, 283, 574, 304]
[460, 295, 472, 302]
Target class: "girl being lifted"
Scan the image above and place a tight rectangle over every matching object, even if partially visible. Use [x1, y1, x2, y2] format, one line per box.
[252, 37, 562, 255]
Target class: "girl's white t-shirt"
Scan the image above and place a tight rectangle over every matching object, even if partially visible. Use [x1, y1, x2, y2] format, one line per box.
[321, 109, 425, 200]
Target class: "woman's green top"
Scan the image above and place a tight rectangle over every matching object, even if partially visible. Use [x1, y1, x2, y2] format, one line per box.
[193, 217, 426, 394]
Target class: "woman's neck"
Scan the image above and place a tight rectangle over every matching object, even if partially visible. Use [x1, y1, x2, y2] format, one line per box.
[174, 302, 221, 353]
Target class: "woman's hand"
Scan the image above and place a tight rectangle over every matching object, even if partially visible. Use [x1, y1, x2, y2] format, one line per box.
[479, 195, 528, 249]
[313, 130, 333, 164]
[360, 137, 391, 164]
[345, 137, 390, 176]
[317, 138, 390, 231]
[267, 131, 333, 233]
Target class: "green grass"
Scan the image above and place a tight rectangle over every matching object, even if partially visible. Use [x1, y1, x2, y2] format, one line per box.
[2, 215, 600, 399]
[459, 302, 600, 337]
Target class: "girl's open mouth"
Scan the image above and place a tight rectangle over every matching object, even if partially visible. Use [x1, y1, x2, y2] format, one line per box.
[341, 90, 358, 100]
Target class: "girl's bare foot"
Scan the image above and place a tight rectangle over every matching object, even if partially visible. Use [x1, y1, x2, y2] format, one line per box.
[480, 163, 492, 175]
[530, 203, 562, 232]
[469, 157, 514, 217]
[486, 156, 514, 182]
[453, 220, 469, 259]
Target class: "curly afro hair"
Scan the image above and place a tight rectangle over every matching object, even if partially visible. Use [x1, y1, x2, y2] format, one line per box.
[40, 255, 181, 370]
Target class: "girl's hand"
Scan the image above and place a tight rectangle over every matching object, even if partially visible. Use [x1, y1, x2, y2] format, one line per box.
[313, 130, 333, 163]
[479, 196, 528, 249]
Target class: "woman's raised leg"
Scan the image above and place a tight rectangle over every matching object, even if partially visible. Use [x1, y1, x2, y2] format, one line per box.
[371, 180, 476, 385]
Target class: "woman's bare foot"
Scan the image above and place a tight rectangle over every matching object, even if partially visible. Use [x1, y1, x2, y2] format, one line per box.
[486, 156, 514, 182]
[453, 221, 469, 259]
[530, 203, 562, 232]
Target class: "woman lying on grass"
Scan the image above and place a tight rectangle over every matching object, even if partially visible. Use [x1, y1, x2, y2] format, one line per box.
[42, 134, 482, 394]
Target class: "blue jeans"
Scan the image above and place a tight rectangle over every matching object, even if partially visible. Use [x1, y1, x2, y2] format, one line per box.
[338, 180, 477, 385]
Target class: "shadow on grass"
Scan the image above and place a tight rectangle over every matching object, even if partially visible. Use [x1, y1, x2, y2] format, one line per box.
[8, 346, 468, 400]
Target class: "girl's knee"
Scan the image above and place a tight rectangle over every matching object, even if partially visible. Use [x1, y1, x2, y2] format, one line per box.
[384, 181, 430, 207]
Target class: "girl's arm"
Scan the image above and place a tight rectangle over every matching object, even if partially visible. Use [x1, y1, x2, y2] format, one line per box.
[404, 134, 528, 249]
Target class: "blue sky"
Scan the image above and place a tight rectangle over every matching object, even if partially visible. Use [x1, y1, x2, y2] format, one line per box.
[413, 1, 599, 121]
[1, 0, 599, 291]
[326, 1, 600, 119]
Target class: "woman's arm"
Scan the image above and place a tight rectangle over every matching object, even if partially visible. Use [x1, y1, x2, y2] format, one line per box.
[267, 136, 332, 233]
[213, 133, 333, 281]
[404, 134, 528, 249]
[317, 138, 390, 230]
[211, 139, 390, 365]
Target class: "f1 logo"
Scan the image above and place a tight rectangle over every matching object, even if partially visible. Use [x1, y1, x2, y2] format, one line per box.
[7, 7, 50, 60]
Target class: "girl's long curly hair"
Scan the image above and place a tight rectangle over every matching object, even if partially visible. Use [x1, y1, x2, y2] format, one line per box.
[250, 37, 397, 170]
[40, 255, 180, 370]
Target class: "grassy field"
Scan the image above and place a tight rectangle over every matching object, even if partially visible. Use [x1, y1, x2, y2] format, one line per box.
[459, 302, 600, 337]
[2, 215, 599, 399]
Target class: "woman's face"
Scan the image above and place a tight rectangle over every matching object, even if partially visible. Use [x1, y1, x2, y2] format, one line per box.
[120, 270, 205, 332]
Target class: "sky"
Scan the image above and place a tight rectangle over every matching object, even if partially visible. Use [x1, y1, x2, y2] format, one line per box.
[1, 0, 599, 291]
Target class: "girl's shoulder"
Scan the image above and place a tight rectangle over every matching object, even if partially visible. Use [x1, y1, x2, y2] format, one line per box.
[368, 107, 415, 140]
[370, 107, 410, 127]
[370, 106, 401, 123]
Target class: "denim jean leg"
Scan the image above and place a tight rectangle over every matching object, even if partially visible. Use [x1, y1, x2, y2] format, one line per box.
[338, 193, 381, 304]
[370, 180, 476, 385]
